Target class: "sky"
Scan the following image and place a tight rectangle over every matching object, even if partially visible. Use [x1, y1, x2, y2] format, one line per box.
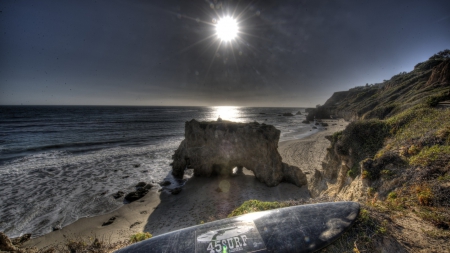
[1, 0, 449, 107]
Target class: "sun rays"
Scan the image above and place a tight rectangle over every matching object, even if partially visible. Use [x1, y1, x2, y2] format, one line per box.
[168, 1, 270, 84]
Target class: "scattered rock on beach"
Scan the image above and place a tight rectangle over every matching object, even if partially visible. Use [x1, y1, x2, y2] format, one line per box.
[135, 182, 147, 188]
[170, 187, 182, 195]
[302, 120, 310, 124]
[159, 180, 171, 186]
[11, 234, 31, 245]
[52, 225, 61, 231]
[122, 176, 129, 179]
[130, 221, 141, 228]
[312, 126, 317, 129]
[102, 217, 116, 226]
[113, 191, 124, 199]
[124, 188, 148, 202]
[321, 123, 329, 126]
[141, 170, 148, 173]
[133, 164, 140, 168]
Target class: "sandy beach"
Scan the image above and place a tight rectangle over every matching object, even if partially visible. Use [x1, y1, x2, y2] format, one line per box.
[23, 119, 348, 250]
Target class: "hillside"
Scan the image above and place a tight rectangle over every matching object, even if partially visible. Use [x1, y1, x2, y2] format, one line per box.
[307, 50, 450, 252]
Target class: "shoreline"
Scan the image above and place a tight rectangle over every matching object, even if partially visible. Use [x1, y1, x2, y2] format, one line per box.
[23, 119, 348, 250]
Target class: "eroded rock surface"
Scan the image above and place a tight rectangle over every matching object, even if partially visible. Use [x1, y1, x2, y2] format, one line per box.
[172, 119, 307, 187]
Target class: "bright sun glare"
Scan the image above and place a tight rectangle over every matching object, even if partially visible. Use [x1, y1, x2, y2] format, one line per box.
[214, 106, 240, 121]
[216, 17, 238, 41]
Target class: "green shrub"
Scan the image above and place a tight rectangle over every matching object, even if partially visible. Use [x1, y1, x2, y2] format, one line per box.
[130, 232, 152, 243]
[364, 104, 397, 119]
[409, 145, 450, 166]
[335, 120, 389, 161]
[347, 163, 360, 179]
[387, 192, 397, 200]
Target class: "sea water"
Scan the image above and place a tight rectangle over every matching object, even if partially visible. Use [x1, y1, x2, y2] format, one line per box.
[0, 106, 317, 238]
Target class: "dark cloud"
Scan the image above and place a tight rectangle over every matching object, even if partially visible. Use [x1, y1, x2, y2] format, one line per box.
[1, 0, 449, 106]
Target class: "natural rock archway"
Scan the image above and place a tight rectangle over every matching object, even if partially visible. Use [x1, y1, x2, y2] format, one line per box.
[172, 119, 307, 187]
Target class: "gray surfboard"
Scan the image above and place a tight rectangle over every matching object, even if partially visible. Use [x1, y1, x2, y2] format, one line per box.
[115, 201, 359, 253]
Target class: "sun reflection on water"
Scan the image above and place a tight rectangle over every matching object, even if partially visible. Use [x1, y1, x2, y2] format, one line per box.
[212, 106, 242, 122]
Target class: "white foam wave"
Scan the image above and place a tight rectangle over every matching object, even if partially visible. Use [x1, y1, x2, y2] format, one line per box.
[0, 137, 182, 238]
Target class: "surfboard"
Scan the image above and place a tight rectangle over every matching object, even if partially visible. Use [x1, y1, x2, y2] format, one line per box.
[115, 201, 360, 253]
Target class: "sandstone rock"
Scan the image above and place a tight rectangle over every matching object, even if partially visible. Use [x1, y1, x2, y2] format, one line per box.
[282, 164, 307, 187]
[0, 232, 25, 252]
[172, 119, 307, 187]
[11, 234, 31, 245]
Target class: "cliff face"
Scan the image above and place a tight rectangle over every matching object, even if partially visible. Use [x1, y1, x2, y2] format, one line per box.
[426, 60, 450, 87]
[172, 119, 307, 187]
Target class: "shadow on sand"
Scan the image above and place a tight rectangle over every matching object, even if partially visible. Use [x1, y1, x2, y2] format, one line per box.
[143, 169, 310, 236]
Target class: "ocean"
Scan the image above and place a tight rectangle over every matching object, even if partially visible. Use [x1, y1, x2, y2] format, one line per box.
[0, 106, 316, 238]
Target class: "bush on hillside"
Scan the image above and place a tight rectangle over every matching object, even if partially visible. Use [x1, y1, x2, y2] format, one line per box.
[334, 120, 390, 161]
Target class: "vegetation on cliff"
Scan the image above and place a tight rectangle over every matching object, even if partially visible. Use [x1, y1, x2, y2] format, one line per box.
[309, 50, 450, 252]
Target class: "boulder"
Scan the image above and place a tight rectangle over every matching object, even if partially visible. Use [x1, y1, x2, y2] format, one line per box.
[172, 119, 307, 187]
[170, 187, 182, 195]
[124, 188, 148, 202]
[102, 216, 116, 226]
[0, 232, 24, 252]
[135, 182, 147, 188]
[113, 191, 124, 199]
[11, 234, 31, 245]
[159, 180, 171, 186]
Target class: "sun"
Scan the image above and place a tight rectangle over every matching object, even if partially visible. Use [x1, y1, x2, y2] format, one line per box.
[216, 17, 238, 41]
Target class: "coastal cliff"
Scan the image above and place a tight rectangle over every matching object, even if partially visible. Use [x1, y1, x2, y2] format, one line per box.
[307, 50, 450, 252]
[172, 119, 307, 187]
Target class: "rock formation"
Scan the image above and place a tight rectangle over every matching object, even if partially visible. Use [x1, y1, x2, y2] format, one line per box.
[172, 119, 307, 187]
